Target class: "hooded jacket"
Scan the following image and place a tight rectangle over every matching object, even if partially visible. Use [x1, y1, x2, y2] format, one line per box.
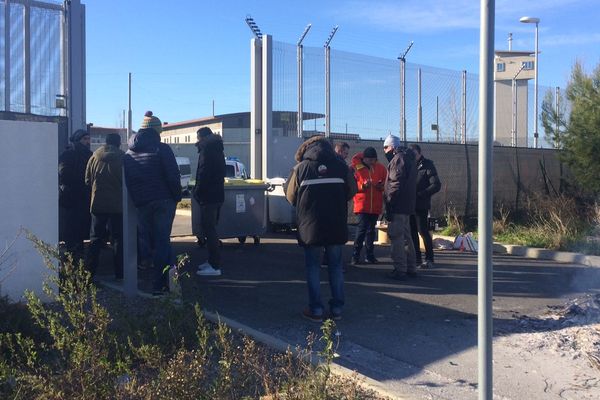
[351, 152, 387, 215]
[285, 136, 357, 246]
[122, 128, 182, 208]
[85, 144, 125, 214]
[193, 133, 226, 205]
[415, 156, 441, 211]
[384, 147, 417, 215]
[58, 142, 92, 208]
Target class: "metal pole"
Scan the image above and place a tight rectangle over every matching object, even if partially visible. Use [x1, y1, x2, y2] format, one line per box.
[400, 58, 406, 141]
[297, 24, 311, 139]
[4, 0, 10, 111]
[462, 70, 467, 144]
[555, 86, 560, 148]
[511, 78, 517, 147]
[127, 73, 132, 141]
[417, 68, 422, 142]
[533, 22, 539, 148]
[436, 95, 439, 142]
[508, 32, 512, 51]
[478, 0, 495, 399]
[397, 41, 413, 142]
[23, 2, 31, 114]
[123, 72, 137, 297]
[325, 46, 331, 137]
[298, 44, 303, 138]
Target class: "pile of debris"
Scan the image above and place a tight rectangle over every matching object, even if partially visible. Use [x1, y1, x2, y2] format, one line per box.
[511, 294, 600, 371]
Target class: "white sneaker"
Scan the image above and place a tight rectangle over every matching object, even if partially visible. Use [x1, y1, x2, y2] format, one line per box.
[196, 264, 222, 276]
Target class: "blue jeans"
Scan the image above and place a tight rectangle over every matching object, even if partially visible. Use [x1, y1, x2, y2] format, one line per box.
[304, 245, 344, 316]
[353, 213, 379, 260]
[137, 199, 177, 291]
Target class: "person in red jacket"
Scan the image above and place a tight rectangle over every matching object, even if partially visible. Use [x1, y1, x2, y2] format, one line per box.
[351, 147, 387, 264]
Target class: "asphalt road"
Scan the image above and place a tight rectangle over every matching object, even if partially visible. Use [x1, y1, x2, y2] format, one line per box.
[101, 212, 600, 399]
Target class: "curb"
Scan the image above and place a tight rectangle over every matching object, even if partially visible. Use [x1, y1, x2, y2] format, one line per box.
[98, 279, 407, 400]
[431, 234, 600, 268]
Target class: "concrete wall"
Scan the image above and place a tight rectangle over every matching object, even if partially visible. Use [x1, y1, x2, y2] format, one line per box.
[495, 80, 529, 147]
[0, 120, 58, 301]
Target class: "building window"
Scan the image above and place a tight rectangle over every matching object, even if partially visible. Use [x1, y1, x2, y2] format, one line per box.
[496, 62, 505, 72]
[522, 61, 534, 70]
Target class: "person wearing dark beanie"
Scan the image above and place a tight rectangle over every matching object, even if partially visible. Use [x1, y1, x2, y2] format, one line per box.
[349, 146, 387, 264]
[85, 131, 126, 279]
[58, 128, 92, 261]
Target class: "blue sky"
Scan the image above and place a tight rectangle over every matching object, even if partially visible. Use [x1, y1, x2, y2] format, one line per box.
[86, 0, 600, 129]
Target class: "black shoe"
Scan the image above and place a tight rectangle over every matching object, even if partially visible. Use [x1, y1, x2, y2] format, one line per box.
[387, 270, 407, 281]
[365, 256, 379, 264]
[328, 310, 342, 321]
[351, 257, 361, 265]
[407, 270, 418, 278]
[302, 309, 323, 323]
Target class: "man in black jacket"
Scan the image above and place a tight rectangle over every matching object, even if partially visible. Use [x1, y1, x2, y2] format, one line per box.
[193, 127, 226, 277]
[286, 136, 356, 322]
[409, 144, 441, 269]
[383, 134, 417, 280]
[123, 112, 182, 295]
[59, 129, 92, 261]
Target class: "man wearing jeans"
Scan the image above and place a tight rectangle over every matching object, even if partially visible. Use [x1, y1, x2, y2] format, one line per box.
[193, 127, 226, 276]
[286, 136, 356, 322]
[382, 134, 417, 280]
[123, 111, 181, 295]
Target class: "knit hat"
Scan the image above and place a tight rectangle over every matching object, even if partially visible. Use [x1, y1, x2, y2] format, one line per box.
[383, 134, 401, 149]
[140, 111, 162, 133]
[363, 146, 377, 159]
[70, 129, 89, 143]
[105, 133, 122, 147]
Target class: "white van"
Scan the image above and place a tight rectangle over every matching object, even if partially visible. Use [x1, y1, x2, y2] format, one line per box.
[225, 157, 249, 179]
[176, 157, 192, 193]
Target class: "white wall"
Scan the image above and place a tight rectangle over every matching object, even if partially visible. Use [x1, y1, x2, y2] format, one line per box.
[0, 120, 58, 301]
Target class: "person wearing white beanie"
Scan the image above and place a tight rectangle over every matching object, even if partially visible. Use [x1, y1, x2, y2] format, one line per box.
[382, 134, 418, 280]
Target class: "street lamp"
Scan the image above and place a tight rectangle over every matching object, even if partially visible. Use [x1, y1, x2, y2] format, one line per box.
[520, 16, 540, 148]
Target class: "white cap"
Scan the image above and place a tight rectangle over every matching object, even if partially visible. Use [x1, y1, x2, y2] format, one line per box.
[383, 134, 401, 148]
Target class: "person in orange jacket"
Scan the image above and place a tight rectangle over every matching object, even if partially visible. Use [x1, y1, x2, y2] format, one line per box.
[351, 147, 387, 264]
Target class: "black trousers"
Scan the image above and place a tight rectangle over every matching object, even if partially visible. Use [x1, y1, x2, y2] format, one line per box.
[410, 209, 434, 264]
[353, 213, 379, 259]
[87, 212, 123, 279]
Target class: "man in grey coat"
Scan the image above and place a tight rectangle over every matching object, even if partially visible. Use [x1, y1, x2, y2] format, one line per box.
[382, 134, 417, 280]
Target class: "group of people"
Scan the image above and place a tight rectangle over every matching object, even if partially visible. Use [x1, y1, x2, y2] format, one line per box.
[58, 111, 225, 295]
[285, 134, 440, 322]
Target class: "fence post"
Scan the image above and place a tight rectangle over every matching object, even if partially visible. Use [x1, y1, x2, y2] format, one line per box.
[462, 70, 467, 144]
[417, 68, 422, 142]
[4, 0, 11, 111]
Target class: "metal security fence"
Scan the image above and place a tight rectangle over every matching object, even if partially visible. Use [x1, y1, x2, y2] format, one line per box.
[272, 39, 555, 148]
[1, 0, 64, 116]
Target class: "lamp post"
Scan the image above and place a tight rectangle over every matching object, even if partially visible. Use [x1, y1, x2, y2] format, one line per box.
[520, 16, 540, 148]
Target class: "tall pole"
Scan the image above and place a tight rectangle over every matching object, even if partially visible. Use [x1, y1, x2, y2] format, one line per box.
[297, 24, 311, 138]
[4, 0, 10, 111]
[511, 64, 525, 147]
[461, 70, 467, 144]
[417, 68, 422, 142]
[398, 41, 413, 143]
[508, 32, 512, 51]
[23, 2, 31, 114]
[127, 73, 132, 141]
[478, 0, 495, 399]
[324, 26, 338, 138]
[533, 22, 539, 148]
[436, 95, 439, 142]
[555, 86, 560, 148]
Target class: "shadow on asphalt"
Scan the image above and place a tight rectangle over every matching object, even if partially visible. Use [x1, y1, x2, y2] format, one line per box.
[96, 233, 600, 384]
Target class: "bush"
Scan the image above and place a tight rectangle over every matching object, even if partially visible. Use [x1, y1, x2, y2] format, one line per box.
[0, 235, 385, 400]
